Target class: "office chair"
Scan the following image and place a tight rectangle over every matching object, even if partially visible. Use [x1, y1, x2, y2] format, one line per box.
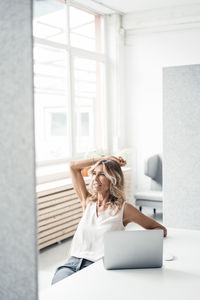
[135, 154, 163, 214]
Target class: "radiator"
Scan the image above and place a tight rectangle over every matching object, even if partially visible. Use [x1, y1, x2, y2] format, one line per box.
[37, 168, 131, 250]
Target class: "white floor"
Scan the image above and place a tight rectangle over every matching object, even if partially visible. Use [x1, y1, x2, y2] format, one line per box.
[38, 207, 163, 292]
[38, 236, 73, 291]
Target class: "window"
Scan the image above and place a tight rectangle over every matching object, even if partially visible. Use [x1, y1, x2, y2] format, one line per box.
[70, 6, 102, 52]
[50, 111, 67, 137]
[45, 108, 67, 138]
[33, 0, 106, 179]
[80, 112, 89, 136]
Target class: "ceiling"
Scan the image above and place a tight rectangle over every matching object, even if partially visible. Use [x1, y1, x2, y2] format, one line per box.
[75, 0, 200, 14]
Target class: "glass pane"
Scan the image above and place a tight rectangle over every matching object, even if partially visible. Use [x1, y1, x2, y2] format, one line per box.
[70, 6, 102, 52]
[33, 0, 68, 44]
[51, 112, 67, 136]
[34, 45, 68, 92]
[80, 112, 89, 136]
[33, 43, 70, 162]
[73, 57, 105, 154]
[74, 57, 96, 103]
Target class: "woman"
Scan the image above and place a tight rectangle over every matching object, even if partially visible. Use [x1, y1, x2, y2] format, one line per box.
[52, 156, 167, 284]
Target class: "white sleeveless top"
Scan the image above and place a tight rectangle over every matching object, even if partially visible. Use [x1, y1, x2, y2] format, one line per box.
[70, 201, 126, 262]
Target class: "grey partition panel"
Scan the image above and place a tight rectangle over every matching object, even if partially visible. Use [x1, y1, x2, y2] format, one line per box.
[0, 1, 38, 299]
[163, 64, 200, 230]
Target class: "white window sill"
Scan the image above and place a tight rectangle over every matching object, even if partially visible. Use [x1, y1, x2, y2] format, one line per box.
[36, 176, 90, 197]
[36, 162, 70, 185]
[36, 166, 131, 196]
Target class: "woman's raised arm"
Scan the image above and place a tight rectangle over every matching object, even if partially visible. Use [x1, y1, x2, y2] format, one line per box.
[70, 157, 103, 207]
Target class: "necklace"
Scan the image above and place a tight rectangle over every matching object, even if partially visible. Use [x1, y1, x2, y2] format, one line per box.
[97, 200, 102, 208]
[97, 200, 109, 208]
[97, 200, 109, 216]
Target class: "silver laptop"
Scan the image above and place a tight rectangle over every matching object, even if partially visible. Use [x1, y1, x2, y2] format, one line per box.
[103, 230, 163, 270]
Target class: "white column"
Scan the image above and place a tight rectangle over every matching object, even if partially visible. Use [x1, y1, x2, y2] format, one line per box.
[163, 64, 200, 229]
[0, 0, 38, 299]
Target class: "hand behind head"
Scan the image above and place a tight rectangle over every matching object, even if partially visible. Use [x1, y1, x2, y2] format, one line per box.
[110, 156, 127, 167]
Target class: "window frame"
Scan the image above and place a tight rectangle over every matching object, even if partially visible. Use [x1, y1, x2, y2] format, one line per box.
[33, 2, 108, 181]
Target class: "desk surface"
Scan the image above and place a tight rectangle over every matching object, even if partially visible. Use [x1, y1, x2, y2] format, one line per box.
[39, 228, 200, 300]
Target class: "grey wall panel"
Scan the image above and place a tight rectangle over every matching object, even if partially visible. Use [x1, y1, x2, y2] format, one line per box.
[0, 1, 38, 299]
[163, 64, 200, 230]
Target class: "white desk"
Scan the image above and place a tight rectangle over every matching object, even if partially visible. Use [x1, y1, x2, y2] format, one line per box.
[40, 228, 200, 300]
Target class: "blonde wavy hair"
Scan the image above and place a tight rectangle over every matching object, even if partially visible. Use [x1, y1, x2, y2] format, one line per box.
[87, 159, 126, 216]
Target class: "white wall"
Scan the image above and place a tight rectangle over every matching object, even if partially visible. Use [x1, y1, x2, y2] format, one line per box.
[123, 4, 200, 199]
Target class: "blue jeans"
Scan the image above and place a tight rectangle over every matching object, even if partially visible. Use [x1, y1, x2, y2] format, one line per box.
[51, 256, 94, 285]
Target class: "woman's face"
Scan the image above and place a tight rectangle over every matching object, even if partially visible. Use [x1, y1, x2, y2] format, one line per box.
[91, 164, 110, 194]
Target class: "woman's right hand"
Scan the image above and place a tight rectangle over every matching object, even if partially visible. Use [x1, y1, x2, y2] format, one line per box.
[110, 156, 127, 167]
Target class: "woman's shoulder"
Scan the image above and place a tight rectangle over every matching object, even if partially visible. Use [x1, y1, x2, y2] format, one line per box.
[123, 202, 137, 223]
[122, 202, 132, 226]
[82, 197, 95, 212]
[123, 202, 136, 214]
[85, 193, 94, 205]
